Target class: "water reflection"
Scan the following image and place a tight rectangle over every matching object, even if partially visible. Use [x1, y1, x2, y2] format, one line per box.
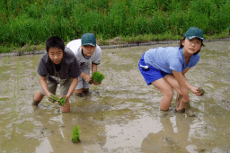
[35, 137, 53, 153]
[141, 113, 192, 152]
[103, 113, 162, 152]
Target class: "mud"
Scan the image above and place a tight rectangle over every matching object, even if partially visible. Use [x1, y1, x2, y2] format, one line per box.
[0, 41, 230, 153]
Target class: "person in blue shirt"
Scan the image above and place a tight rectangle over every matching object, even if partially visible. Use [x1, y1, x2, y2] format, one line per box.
[139, 27, 204, 117]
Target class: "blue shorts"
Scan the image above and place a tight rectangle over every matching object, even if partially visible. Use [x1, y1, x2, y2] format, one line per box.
[138, 53, 168, 85]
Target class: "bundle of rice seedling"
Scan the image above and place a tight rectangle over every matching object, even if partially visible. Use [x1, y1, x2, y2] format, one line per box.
[50, 94, 66, 106]
[91, 71, 105, 84]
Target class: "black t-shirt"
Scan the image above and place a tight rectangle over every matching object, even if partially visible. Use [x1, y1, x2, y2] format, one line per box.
[55, 63, 61, 72]
[37, 47, 81, 84]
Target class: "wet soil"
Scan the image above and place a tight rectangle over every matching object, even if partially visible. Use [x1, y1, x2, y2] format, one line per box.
[0, 41, 230, 153]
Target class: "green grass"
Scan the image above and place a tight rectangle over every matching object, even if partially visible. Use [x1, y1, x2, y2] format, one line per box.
[72, 125, 80, 143]
[0, 0, 230, 52]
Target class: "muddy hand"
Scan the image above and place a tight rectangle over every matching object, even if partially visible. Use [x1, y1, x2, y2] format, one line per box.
[198, 87, 205, 96]
[88, 78, 93, 84]
[57, 96, 64, 106]
[184, 102, 195, 117]
[48, 93, 57, 103]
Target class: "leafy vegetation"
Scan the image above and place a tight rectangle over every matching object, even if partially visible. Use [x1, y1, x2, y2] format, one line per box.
[92, 71, 105, 83]
[1, 0, 230, 52]
[72, 125, 80, 143]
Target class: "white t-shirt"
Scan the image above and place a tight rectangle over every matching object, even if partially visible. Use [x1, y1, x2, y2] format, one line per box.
[66, 39, 101, 67]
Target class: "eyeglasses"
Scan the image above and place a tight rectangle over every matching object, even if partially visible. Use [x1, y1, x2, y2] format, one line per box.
[189, 40, 201, 46]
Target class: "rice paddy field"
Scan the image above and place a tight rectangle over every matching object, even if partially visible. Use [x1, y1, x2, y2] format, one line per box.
[0, 41, 230, 153]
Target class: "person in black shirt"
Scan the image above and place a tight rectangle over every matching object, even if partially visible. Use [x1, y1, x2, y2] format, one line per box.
[32, 36, 81, 113]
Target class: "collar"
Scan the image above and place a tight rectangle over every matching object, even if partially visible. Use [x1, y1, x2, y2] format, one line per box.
[81, 49, 91, 59]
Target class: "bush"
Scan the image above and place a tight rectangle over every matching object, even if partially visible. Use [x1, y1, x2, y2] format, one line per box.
[0, 0, 230, 48]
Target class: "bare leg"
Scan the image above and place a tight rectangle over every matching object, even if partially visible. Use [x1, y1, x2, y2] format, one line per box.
[164, 74, 186, 110]
[61, 99, 70, 113]
[83, 88, 89, 92]
[151, 78, 174, 111]
[83, 88, 89, 95]
[33, 90, 44, 106]
[74, 89, 84, 97]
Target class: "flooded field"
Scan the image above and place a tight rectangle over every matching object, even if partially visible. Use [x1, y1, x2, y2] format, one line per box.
[0, 41, 230, 153]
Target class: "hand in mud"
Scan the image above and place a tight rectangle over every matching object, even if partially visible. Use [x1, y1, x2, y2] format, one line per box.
[190, 87, 204, 96]
[58, 95, 67, 106]
[48, 93, 57, 103]
[198, 87, 205, 96]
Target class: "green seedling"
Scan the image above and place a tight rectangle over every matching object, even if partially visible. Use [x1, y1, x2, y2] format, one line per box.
[50, 94, 66, 106]
[91, 71, 105, 84]
[72, 125, 80, 143]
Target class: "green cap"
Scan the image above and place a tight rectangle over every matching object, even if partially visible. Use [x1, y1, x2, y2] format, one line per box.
[81, 33, 96, 47]
[184, 27, 204, 40]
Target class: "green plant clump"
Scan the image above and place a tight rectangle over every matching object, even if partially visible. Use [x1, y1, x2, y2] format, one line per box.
[50, 94, 66, 106]
[72, 125, 80, 143]
[92, 71, 105, 83]
[1, 0, 230, 53]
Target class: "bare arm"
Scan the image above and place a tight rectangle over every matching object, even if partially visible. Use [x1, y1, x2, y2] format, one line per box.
[172, 70, 189, 102]
[40, 76, 51, 97]
[182, 67, 202, 96]
[66, 77, 78, 99]
[80, 63, 98, 82]
[92, 63, 97, 73]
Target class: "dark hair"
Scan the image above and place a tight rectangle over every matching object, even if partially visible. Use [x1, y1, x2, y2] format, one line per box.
[46, 36, 65, 53]
[179, 37, 204, 55]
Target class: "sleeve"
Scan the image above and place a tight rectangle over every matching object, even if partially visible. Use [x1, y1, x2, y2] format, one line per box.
[169, 57, 183, 73]
[92, 46, 102, 65]
[69, 57, 82, 78]
[37, 56, 48, 77]
[189, 54, 200, 67]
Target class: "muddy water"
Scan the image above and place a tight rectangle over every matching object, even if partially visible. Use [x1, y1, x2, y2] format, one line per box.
[0, 41, 230, 153]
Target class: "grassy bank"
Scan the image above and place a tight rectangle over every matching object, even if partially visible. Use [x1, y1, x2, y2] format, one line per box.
[0, 31, 229, 54]
[1, 0, 230, 53]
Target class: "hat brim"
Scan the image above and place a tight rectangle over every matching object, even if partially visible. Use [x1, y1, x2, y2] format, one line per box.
[186, 36, 204, 41]
[82, 43, 96, 47]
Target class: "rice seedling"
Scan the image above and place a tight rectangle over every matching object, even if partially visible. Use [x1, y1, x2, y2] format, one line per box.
[91, 71, 105, 84]
[50, 94, 66, 106]
[13, 103, 18, 120]
[0, 57, 9, 75]
[100, 92, 105, 98]
[72, 125, 80, 143]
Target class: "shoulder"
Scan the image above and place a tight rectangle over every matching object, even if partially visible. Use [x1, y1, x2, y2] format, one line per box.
[95, 45, 102, 54]
[64, 47, 76, 58]
[66, 39, 81, 52]
[40, 52, 49, 63]
[66, 39, 81, 47]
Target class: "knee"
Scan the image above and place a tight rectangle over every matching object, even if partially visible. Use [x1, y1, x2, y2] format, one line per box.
[34, 90, 44, 101]
[162, 89, 174, 98]
[75, 89, 83, 93]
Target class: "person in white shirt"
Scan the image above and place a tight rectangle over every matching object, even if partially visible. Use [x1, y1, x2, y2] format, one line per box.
[66, 33, 102, 96]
